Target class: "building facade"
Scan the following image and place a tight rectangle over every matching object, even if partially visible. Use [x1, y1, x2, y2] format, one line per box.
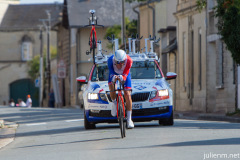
[57, 0, 137, 107]
[0, 4, 61, 106]
[174, 0, 235, 113]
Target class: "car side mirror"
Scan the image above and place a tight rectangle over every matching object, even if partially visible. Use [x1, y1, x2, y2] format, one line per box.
[76, 76, 88, 84]
[166, 72, 177, 80]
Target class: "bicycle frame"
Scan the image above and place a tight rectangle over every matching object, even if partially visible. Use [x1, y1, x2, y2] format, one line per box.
[115, 81, 126, 118]
[90, 25, 97, 50]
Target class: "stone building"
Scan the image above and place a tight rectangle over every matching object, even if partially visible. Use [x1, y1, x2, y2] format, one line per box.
[174, 0, 235, 113]
[0, 4, 61, 106]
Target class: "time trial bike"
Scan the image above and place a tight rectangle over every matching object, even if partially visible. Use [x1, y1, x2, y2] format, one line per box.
[114, 78, 127, 138]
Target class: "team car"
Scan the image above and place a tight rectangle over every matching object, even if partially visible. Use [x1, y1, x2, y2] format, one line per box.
[77, 37, 177, 129]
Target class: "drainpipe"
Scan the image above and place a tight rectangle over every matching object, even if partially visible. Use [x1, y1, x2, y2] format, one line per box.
[173, 51, 177, 110]
[133, 5, 140, 36]
[147, 0, 155, 38]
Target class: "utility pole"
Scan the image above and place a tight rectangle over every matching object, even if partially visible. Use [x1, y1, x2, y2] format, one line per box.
[121, 0, 126, 46]
[46, 10, 51, 93]
[39, 26, 44, 107]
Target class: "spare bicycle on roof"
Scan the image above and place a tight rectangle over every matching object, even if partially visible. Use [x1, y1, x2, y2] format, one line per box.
[85, 10, 104, 64]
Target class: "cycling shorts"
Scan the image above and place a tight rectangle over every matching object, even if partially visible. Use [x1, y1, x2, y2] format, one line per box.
[108, 72, 132, 89]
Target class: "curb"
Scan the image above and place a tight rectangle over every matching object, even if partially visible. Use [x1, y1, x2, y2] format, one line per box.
[0, 119, 4, 128]
[0, 121, 18, 149]
[174, 112, 240, 123]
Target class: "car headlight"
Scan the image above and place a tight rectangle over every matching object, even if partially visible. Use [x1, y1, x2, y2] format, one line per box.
[99, 93, 107, 101]
[149, 91, 157, 99]
[158, 89, 168, 96]
[88, 93, 98, 100]
[149, 89, 169, 100]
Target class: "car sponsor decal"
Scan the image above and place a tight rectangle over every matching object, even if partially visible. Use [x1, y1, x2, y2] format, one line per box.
[91, 83, 100, 91]
[152, 86, 158, 90]
[134, 85, 147, 90]
[150, 101, 170, 107]
[88, 104, 108, 109]
[132, 103, 142, 109]
[132, 82, 151, 85]
[155, 80, 163, 88]
[155, 80, 167, 88]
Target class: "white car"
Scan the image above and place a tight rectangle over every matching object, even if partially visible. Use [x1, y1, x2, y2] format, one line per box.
[77, 52, 177, 129]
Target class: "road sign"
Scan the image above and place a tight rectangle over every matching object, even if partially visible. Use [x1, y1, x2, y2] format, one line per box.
[35, 78, 39, 87]
[58, 59, 66, 78]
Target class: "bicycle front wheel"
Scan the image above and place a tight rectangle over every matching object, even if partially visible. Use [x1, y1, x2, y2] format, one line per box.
[118, 96, 126, 138]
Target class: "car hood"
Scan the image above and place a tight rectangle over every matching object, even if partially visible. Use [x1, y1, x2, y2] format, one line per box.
[89, 78, 169, 93]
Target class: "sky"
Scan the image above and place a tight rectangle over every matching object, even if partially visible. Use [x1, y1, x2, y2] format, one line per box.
[20, 0, 63, 4]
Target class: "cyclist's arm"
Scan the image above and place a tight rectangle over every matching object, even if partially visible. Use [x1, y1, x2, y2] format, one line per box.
[122, 56, 133, 81]
[108, 56, 115, 83]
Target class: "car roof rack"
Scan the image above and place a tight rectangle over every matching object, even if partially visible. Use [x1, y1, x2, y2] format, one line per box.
[94, 35, 160, 64]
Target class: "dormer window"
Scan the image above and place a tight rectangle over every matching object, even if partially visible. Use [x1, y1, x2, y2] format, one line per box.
[21, 35, 33, 61]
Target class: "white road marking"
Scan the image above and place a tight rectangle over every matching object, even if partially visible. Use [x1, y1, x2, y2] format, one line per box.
[65, 119, 84, 122]
[24, 119, 84, 126]
[25, 122, 47, 126]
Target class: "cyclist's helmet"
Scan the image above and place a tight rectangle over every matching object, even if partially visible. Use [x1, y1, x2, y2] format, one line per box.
[114, 49, 126, 64]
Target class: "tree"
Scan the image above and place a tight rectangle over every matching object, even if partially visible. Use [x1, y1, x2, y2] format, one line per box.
[27, 46, 57, 80]
[215, 0, 240, 64]
[104, 17, 137, 49]
[197, 0, 240, 64]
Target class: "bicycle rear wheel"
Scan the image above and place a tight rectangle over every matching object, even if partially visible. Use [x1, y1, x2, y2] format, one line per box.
[118, 96, 126, 138]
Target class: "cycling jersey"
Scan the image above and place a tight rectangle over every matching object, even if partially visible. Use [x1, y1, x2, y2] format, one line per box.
[108, 54, 133, 89]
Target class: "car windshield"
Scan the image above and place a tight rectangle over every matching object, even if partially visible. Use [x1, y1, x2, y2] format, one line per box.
[91, 61, 162, 81]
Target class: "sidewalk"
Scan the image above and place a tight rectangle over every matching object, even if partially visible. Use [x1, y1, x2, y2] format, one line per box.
[174, 111, 240, 123]
[0, 120, 18, 149]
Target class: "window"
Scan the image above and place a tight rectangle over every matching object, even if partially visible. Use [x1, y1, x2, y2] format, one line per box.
[183, 32, 187, 89]
[71, 28, 76, 46]
[216, 41, 224, 88]
[21, 42, 33, 61]
[21, 35, 33, 61]
[91, 61, 163, 81]
[198, 29, 202, 90]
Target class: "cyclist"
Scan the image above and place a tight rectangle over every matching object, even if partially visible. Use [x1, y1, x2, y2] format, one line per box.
[108, 49, 134, 129]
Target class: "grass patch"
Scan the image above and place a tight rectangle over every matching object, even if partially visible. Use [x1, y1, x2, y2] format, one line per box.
[226, 109, 240, 117]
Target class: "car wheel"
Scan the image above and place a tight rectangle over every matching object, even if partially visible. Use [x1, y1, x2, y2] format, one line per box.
[159, 112, 174, 126]
[84, 111, 96, 129]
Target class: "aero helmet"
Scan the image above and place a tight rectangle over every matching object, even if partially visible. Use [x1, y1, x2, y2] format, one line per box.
[114, 49, 126, 64]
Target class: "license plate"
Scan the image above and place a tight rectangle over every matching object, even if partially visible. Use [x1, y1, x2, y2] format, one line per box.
[132, 103, 142, 109]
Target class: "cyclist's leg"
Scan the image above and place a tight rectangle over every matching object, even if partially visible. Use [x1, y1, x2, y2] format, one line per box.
[124, 72, 132, 112]
[124, 73, 134, 128]
[108, 76, 117, 116]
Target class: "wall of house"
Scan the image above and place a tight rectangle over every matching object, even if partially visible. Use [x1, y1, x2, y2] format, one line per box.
[0, 31, 57, 61]
[77, 27, 109, 77]
[139, 5, 153, 51]
[57, 25, 70, 107]
[155, 1, 167, 35]
[206, 1, 235, 113]
[0, 63, 28, 105]
[0, 30, 57, 106]
[175, 2, 207, 112]
[175, 0, 235, 113]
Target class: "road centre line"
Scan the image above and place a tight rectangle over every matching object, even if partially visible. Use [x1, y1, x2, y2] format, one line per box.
[65, 119, 84, 122]
[25, 122, 47, 126]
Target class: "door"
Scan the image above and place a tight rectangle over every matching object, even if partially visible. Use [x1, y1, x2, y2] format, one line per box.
[10, 79, 39, 107]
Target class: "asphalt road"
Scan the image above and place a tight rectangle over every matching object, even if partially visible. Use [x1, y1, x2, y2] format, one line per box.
[0, 106, 240, 160]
